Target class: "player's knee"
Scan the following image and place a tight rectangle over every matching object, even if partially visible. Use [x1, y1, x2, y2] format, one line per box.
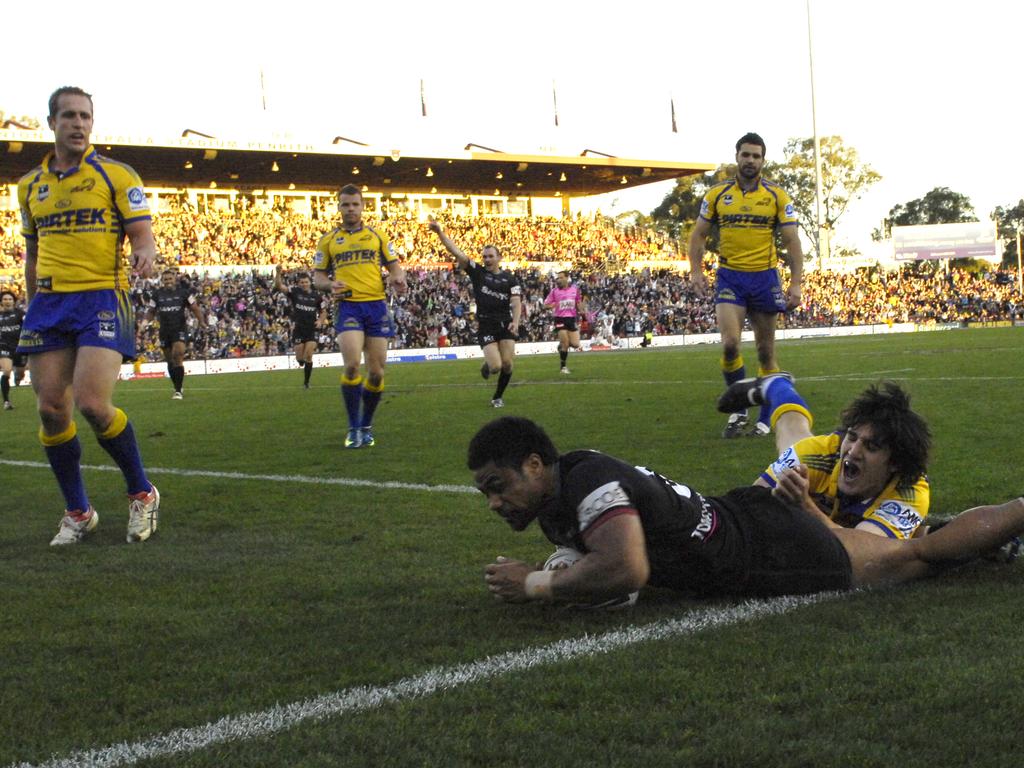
[75, 398, 112, 430]
[501, 362, 513, 375]
[366, 372, 383, 388]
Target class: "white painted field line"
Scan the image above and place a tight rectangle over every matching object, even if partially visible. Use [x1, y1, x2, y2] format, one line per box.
[0, 459, 477, 495]
[10, 592, 840, 768]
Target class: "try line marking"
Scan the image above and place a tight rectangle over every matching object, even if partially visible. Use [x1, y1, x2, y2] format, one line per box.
[0, 459, 478, 495]
[9, 592, 841, 768]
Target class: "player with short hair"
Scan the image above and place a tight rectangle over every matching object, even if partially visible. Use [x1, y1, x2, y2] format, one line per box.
[275, 265, 325, 389]
[470, 416, 1024, 605]
[428, 217, 521, 407]
[313, 184, 407, 448]
[544, 270, 584, 374]
[144, 269, 205, 399]
[688, 132, 804, 438]
[0, 290, 26, 410]
[718, 376, 931, 538]
[16, 86, 160, 545]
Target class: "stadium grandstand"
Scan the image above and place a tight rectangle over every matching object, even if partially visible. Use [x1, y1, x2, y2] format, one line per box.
[2, 127, 1021, 363]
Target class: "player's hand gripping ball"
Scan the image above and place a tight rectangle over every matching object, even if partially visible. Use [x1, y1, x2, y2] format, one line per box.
[543, 546, 639, 610]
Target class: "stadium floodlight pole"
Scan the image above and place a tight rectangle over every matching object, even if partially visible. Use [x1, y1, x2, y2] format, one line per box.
[1017, 224, 1022, 297]
[806, 0, 826, 264]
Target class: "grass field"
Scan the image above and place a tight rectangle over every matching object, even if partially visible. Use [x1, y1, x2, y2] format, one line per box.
[2, 326, 1023, 768]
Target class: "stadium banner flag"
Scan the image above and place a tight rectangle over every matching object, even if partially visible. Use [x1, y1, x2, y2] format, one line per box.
[892, 221, 999, 261]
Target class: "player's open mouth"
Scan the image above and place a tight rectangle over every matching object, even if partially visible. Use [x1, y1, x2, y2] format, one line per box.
[842, 459, 860, 481]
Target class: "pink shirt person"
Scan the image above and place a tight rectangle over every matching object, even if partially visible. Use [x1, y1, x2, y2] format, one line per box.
[544, 284, 582, 318]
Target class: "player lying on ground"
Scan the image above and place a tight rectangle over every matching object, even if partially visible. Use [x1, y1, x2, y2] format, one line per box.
[469, 416, 1024, 605]
[719, 376, 931, 539]
[720, 372, 1020, 557]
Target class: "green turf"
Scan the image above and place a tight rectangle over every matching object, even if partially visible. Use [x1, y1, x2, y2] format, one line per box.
[2, 327, 1023, 767]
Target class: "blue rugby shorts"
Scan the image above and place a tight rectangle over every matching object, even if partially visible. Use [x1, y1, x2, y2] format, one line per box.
[17, 289, 137, 358]
[714, 267, 787, 313]
[335, 299, 395, 338]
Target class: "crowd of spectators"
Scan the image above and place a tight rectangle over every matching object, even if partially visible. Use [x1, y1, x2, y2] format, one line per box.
[2, 205, 1021, 361]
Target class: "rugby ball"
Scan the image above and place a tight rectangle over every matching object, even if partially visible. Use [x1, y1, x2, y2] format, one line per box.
[543, 546, 639, 610]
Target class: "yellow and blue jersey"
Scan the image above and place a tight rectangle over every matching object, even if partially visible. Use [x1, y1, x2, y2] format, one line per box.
[698, 178, 798, 271]
[313, 225, 396, 302]
[17, 145, 151, 292]
[760, 432, 930, 539]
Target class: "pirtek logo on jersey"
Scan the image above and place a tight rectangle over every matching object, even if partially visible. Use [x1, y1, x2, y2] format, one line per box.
[336, 249, 378, 263]
[35, 209, 107, 229]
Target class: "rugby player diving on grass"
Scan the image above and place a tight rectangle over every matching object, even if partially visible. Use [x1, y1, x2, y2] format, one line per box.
[469, 416, 1024, 606]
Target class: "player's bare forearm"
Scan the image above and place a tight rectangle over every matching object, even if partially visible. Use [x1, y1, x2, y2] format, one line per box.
[387, 263, 408, 294]
[428, 217, 469, 268]
[24, 241, 38, 301]
[313, 270, 334, 293]
[125, 221, 157, 278]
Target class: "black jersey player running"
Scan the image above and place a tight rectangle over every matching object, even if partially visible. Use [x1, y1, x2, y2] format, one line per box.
[0, 290, 26, 410]
[275, 265, 325, 389]
[144, 270, 206, 399]
[470, 416, 1024, 606]
[428, 217, 521, 407]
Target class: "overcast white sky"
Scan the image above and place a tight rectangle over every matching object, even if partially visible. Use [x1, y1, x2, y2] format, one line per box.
[5, 0, 1020, 251]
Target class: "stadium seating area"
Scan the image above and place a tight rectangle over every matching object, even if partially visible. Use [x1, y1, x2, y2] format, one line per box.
[2, 206, 1021, 361]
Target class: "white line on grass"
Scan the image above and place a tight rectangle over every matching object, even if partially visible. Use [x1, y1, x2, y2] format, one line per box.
[0, 459, 477, 495]
[10, 592, 841, 768]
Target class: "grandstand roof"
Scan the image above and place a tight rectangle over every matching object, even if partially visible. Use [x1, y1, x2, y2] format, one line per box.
[1, 129, 715, 198]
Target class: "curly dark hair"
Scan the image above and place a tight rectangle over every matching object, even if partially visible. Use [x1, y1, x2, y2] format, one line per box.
[839, 382, 931, 489]
[467, 416, 559, 471]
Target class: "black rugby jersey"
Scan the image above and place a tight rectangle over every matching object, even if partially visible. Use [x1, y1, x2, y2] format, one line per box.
[0, 308, 24, 348]
[465, 261, 520, 321]
[534, 450, 851, 597]
[288, 287, 322, 329]
[152, 286, 196, 333]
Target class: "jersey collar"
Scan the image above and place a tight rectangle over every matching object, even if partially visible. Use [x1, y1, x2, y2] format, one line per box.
[44, 145, 96, 179]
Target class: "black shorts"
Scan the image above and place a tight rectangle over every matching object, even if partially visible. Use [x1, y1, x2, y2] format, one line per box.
[159, 329, 189, 348]
[477, 317, 515, 348]
[1, 346, 25, 367]
[292, 327, 317, 345]
[553, 317, 578, 333]
[714, 486, 853, 597]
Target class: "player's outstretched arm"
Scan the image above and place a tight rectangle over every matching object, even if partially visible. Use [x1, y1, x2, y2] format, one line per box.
[486, 513, 649, 605]
[427, 216, 470, 270]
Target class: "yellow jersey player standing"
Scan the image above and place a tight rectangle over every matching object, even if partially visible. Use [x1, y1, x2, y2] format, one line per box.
[16, 86, 160, 545]
[313, 184, 407, 448]
[688, 132, 804, 439]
